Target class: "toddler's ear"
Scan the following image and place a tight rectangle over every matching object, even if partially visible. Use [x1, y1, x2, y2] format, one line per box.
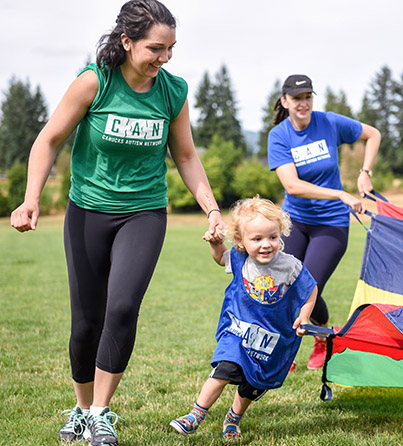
[234, 235, 243, 250]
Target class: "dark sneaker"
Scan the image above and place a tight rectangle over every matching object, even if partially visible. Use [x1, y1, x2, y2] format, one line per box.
[84, 407, 123, 446]
[57, 405, 87, 442]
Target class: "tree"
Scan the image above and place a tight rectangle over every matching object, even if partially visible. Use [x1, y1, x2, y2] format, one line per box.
[7, 163, 27, 211]
[258, 79, 281, 157]
[393, 71, 403, 173]
[358, 66, 401, 173]
[357, 92, 378, 127]
[193, 66, 246, 153]
[324, 87, 354, 118]
[233, 158, 284, 203]
[166, 163, 197, 211]
[193, 72, 216, 149]
[202, 133, 243, 207]
[0, 77, 48, 171]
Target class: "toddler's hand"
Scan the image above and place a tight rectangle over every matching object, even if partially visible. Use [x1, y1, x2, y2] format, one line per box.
[202, 227, 225, 244]
[293, 317, 308, 337]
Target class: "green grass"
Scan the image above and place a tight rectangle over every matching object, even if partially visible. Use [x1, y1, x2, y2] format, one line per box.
[1, 216, 402, 446]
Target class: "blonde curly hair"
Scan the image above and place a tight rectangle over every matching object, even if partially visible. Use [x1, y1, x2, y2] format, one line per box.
[226, 196, 292, 252]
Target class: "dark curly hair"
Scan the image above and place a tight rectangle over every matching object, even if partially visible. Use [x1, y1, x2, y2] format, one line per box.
[96, 0, 176, 71]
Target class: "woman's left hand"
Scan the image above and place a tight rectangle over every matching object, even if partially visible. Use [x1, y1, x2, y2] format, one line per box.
[357, 171, 374, 198]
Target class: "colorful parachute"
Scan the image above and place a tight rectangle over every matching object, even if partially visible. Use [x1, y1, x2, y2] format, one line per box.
[319, 192, 403, 400]
[320, 304, 403, 399]
[348, 206, 403, 316]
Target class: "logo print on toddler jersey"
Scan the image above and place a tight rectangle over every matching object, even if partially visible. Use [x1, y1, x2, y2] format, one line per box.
[226, 311, 280, 360]
[243, 275, 283, 304]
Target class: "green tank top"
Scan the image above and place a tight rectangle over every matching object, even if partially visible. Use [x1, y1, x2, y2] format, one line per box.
[69, 63, 188, 213]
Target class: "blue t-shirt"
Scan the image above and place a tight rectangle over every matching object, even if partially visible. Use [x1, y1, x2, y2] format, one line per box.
[268, 111, 362, 226]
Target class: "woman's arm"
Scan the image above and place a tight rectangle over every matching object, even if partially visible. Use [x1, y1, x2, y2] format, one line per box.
[168, 99, 225, 238]
[357, 123, 381, 197]
[10, 70, 99, 232]
[275, 163, 366, 213]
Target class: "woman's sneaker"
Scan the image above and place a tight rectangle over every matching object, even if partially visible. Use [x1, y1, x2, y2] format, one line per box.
[84, 407, 123, 446]
[307, 336, 327, 369]
[57, 405, 87, 442]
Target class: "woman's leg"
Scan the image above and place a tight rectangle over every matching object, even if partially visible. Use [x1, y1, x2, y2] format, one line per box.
[64, 201, 116, 391]
[284, 220, 349, 325]
[283, 219, 310, 261]
[93, 209, 167, 405]
[283, 220, 349, 368]
[302, 225, 349, 325]
[65, 204, 167, 406]
[60, 202, 117, 442]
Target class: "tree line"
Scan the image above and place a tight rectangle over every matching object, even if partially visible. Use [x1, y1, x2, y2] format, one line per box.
[0, 65, 402, 216]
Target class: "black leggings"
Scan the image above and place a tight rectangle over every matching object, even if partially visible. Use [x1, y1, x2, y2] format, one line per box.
[283, 219, 349, 325]
[64, 201, 167, 383]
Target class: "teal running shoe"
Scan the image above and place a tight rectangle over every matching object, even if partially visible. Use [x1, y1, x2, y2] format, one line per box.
[57, 405, 87, 442]
[84, 407, 123, 446]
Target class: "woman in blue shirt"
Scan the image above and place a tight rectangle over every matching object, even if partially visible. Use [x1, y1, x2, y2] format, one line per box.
[267, 74, 381, 370]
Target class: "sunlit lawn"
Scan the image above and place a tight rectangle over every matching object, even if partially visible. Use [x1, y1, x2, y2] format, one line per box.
[0, 214, 402, 446]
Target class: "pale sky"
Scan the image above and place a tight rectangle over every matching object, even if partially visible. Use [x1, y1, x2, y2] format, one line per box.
[1, 0, 402, 132]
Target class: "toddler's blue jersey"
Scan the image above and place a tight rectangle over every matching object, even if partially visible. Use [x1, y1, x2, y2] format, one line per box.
[211, 248, 316, 390]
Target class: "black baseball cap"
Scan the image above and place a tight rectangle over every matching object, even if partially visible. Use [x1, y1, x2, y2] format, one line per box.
[282, 74, 315, 96]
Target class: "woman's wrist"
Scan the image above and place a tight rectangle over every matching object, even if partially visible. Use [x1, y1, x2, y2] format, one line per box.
[207, 208, 221, 218]
[359, 168, 373, 177]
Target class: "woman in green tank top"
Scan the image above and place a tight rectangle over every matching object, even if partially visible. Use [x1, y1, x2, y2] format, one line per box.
[11, 1, 224, 444]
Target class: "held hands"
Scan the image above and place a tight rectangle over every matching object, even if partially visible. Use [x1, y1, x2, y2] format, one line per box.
[202, 226, 225, 244]
[10, 201, 39, 232]
[204, 210, 226, 244]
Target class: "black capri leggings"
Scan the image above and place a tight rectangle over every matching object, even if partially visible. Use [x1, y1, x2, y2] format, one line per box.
[64, 200, 167, 383]
[283, 219, 349, 325]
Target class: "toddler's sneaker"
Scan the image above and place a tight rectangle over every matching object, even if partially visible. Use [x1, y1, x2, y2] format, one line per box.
[222, 418, 242, 441]
[84, 407, 122, 446]
[170, 408, 206, 436]
[223, 408, 242, 441]
[307, 336, 327, 369]
[57, 405, 87, 442]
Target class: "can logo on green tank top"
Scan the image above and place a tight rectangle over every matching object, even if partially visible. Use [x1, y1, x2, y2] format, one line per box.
[103, 114, 164, 147]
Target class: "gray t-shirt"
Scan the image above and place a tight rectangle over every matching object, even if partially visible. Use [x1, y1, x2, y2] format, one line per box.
[223, 249, 302, 303]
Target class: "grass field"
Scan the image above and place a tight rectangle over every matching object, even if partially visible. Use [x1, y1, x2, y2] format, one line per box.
[0, 214, 402, 446]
